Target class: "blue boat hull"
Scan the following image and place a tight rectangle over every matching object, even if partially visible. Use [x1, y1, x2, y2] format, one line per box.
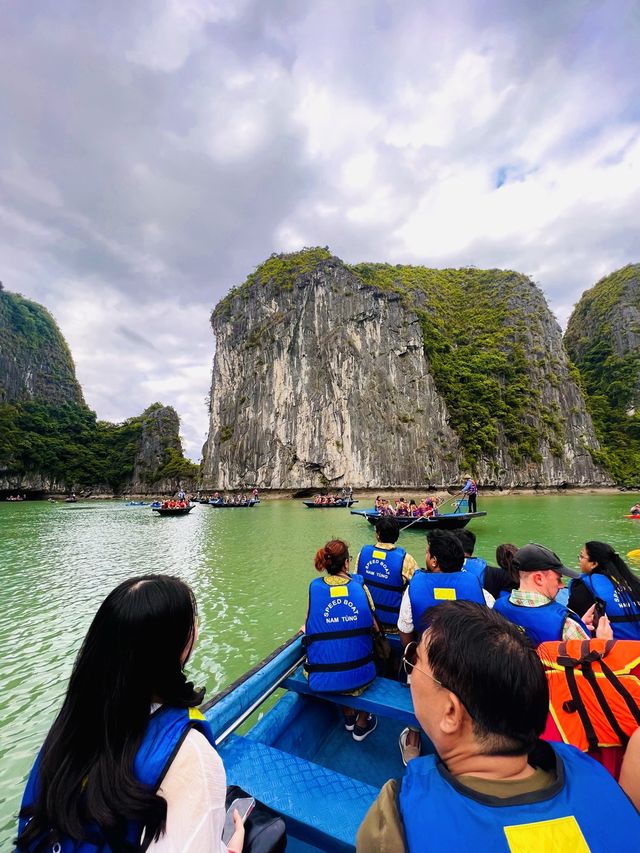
[350, 508, 487, 530]
[302, 499, 358, 508]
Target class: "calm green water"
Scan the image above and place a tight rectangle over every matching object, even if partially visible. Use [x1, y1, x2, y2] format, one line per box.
[2, 493, 640, 845]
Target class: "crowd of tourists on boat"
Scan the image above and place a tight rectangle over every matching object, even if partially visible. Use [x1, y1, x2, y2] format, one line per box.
[374, 478, 478, 519]
[208, 489, 258, 505]
[312, 488, 353, 505]
[15, 513, 640, 851]
[374, 495, 441, 517]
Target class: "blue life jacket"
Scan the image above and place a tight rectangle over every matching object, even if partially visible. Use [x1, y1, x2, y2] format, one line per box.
[408, 570, 485, 631]
[461, 556, 487, 588]
[579, 573, 640, 640]
[356, 545, 406, 628]
[304, 576, 375, 693]
[17, 706, 216, 852]
[493, 595, 588, 646]
[398, 741, 640, 852]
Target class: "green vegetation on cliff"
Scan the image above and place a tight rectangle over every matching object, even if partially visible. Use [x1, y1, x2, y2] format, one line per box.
[348, 263, 555, 466]
[214, 247, 333, 319]
[565, 265, 640, 484]
[0, 401, 197, 490]
[0, 289, 83, 405]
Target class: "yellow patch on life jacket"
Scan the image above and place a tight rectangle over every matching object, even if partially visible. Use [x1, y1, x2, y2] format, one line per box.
[504, 815, 589, 852]
[433, 588, 456, 600]
[188, 707, 205, 721]
[372, 550, 387, 559]
[330, 586, 348, 597]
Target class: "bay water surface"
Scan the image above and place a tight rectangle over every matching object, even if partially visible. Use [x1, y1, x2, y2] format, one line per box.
[2, 493, 640, 846]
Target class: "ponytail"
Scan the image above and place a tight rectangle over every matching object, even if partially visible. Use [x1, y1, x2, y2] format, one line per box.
[314, 539, 349, 575]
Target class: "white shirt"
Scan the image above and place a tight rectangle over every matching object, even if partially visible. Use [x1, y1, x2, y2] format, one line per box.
[397, 580, 494, 633]
[148, 728, 229, 852]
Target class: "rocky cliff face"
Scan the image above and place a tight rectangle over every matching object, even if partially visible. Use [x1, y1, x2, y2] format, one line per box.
[0, 286, 84, 405]
[565, 264, 640, 484]
[202, 250, 610, 489]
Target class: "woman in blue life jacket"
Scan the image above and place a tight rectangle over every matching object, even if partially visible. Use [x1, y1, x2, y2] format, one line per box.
[16, 575, 245, 853]
[304, 539, 378, 742]
[568, 541, 640, 640]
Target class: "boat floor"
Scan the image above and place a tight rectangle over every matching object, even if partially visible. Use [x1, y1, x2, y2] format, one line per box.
[300, 711, 423, 788]
[230, 691, 434, 850]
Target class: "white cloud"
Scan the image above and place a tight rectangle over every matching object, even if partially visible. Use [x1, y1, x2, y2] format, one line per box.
[1, 0, 639, 460]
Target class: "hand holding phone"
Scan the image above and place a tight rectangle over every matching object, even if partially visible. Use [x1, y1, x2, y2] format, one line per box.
[222, 796, 255, 845]
[593, 597, 606, 628]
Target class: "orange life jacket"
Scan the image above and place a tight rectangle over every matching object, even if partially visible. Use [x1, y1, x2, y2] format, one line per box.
[537, 639, 640, 751]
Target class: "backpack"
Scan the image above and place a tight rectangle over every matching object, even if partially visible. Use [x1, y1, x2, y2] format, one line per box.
[537, 639, 640, 752]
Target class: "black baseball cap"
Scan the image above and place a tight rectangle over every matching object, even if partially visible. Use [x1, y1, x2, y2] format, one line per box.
[514, 543, 580, 579]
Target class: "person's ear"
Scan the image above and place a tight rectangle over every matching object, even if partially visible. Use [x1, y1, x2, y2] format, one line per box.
[440, 692, 465, 735]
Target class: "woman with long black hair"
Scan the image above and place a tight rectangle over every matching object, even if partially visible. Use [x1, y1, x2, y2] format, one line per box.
[16, 574, 244, 852]
[568, 541, 640, 640]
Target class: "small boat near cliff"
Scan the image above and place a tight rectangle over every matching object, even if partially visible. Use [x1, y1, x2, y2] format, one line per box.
[350, 508, 487, 530]
[202, 632, 412, 851]
[151, 503, 195, 516]
[302, 499, 358, 508]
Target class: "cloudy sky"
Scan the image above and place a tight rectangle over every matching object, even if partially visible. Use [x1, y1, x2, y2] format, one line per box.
[1, 1, 639, 458]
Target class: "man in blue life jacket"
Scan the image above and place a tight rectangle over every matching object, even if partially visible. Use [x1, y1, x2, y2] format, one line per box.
[493, 543, 612, 646]
[455, 529, 514, 600]
[396, 530, 490, 765]
[354, 517, 418, 633]
[461, 474, 478, 513]
[357, 601, 640, 851]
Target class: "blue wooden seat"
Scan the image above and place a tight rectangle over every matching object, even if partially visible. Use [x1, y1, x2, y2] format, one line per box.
[283, 667, 418, 727]
[218, 734, 378, 851]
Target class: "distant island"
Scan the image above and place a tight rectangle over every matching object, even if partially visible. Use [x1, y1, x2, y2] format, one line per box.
[0, 284, 197, 496]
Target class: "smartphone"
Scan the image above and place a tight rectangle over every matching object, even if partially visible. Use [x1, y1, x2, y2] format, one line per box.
[593, 597, 606, 628]
[222, 796, 255, 844]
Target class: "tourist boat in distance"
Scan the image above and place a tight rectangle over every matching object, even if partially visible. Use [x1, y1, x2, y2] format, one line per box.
[202, 632, 412, 852]
[208, 499, 259, 508]
[302, 499, 358, 508]
[151, 503, 195, 516]
[350, 508, 487, 530]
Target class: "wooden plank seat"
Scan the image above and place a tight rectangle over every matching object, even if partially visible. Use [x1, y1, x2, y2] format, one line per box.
[283, 666, 419, 728]
[218, 734, 378, 851]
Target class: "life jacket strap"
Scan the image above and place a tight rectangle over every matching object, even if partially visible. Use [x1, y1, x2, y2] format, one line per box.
[373, 601, 402, 614]
[558, 642, 599, 751]
[578, 642, 630, 747]
[608, 613, 640, 623]
[363, 577, 405, 593]
[304, 652, 374, 673]
[304, 627, 373, 644]
[599, 656, 640, 727]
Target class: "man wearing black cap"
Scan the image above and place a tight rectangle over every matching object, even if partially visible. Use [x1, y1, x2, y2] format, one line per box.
[493, 543, 612, 645]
